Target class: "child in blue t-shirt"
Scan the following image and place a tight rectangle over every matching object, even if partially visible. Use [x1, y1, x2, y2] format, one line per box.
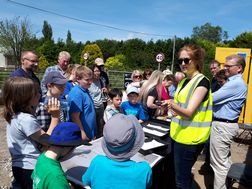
[121, 86, 147, 123]
[82, 114, 152, 189]
[67, 66, 97, 141]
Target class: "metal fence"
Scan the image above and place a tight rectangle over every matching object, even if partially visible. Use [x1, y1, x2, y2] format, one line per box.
[0, 69, 131, 90]
[107, 70, 132, 90]
[0, 68, 14, 88]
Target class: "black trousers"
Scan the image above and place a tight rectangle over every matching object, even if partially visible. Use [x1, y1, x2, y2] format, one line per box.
[12, 166, 33, 189]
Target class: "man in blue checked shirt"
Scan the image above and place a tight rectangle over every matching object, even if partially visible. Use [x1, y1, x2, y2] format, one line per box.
[210, 54, 247, 189]
[40, 51, 71, 98]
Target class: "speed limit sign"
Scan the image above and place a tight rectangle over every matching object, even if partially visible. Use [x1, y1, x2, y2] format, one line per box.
[156, 53, 165, 63]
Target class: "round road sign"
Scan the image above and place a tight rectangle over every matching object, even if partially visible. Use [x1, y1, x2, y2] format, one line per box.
[83, 52, 89, 60]
[156, 53, 165, 63]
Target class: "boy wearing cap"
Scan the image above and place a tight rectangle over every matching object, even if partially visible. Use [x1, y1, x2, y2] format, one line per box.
[121, 86, 147, 123]
[36, 71, 67, 131]
[82, 114, 152, 189]
[32, 122, 85, 189]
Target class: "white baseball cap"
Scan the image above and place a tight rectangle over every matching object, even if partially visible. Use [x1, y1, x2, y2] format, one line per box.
[94, 58, 104, 66]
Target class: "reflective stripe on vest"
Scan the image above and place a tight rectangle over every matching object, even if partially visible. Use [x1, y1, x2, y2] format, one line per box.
[175, 75, 203, 108]
[172, 117, 212, 127]
[179, 102, 212, 112]
[185, 75, 204, 106]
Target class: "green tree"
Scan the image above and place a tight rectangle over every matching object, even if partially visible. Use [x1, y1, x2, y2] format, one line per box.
[95, 39, 119, 60]
[80, 44, 103, 66]
[229, 32, 252, 49]
[123, 38, 146, 69]
[0, 17, 34, 66]
[38, 54, 50, 72]
[66, 30, 72, 46]
[24, 35, 42, 51]
[64, 31, 83, 64]
[144, 40, 160, 70]
[195, 39, 216, 78]
[37, 40, 57, 66]
[192, 23, 228, 43]
[66, 41, 83, 64]
[42, 21, 53, 41]
[105, 54, 127, 70]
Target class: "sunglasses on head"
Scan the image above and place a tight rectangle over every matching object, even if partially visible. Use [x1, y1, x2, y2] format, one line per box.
[178, 58, 191, 65]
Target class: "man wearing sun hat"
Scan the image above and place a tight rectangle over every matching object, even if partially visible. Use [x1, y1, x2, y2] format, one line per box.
[32, 122, 87, 189]
[82, 114, 152, 189]
[94, 57, 109, 88]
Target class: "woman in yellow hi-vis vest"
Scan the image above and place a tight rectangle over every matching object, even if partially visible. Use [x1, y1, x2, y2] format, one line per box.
[167, 44, 212, 189]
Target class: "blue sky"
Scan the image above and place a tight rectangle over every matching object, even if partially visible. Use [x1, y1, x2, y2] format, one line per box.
[1, 0, 252, 42]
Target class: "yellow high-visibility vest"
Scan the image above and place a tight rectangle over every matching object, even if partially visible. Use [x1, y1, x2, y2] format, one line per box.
[170, 73, 212, 145]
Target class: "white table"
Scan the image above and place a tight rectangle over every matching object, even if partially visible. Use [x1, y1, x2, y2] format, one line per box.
[61, 138, 163, 188]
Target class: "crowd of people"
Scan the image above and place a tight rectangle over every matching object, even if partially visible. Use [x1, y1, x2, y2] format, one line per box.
[2, 43, 248, 189]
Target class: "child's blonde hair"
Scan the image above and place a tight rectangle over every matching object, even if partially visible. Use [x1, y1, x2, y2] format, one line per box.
[139, 70, 164, 103]
[75, 65, 93, 80]
[65, 64, 81, 80]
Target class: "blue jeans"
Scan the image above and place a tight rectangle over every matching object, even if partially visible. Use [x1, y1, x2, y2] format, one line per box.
[173, 141, 204, 189]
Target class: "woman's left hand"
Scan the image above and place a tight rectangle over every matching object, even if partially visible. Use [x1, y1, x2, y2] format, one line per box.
[161, 100, 167, 106]
[167, 99, 174, 109]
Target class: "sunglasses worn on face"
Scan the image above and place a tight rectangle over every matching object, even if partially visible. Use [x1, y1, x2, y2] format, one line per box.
[133, 75, 142, 79]
[178, 58, 191, 65]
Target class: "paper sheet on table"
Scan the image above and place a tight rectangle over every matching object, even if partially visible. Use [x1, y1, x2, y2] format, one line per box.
[141, 139, 166, 150]
[131, 153, 163, 168]
[143, 127, 166, 137]
[146, 124, 169, 132]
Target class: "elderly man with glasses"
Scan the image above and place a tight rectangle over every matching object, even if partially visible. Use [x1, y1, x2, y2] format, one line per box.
[210, 54, 247, 189]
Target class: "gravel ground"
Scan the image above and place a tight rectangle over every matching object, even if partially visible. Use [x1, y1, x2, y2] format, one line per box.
[0, 109, 12, 188]
[192, 136, 252, 189]
[0, 107, 251, 188]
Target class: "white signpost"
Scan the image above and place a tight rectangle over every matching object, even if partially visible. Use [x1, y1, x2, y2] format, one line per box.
[156, 53, 165, 70]
[83, 52, 89, 60]
[83, 52, 89, 66]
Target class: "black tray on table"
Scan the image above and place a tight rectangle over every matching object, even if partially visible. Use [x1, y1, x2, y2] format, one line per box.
[142, 119, 170, 140]
[150, 117, 171, 126]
